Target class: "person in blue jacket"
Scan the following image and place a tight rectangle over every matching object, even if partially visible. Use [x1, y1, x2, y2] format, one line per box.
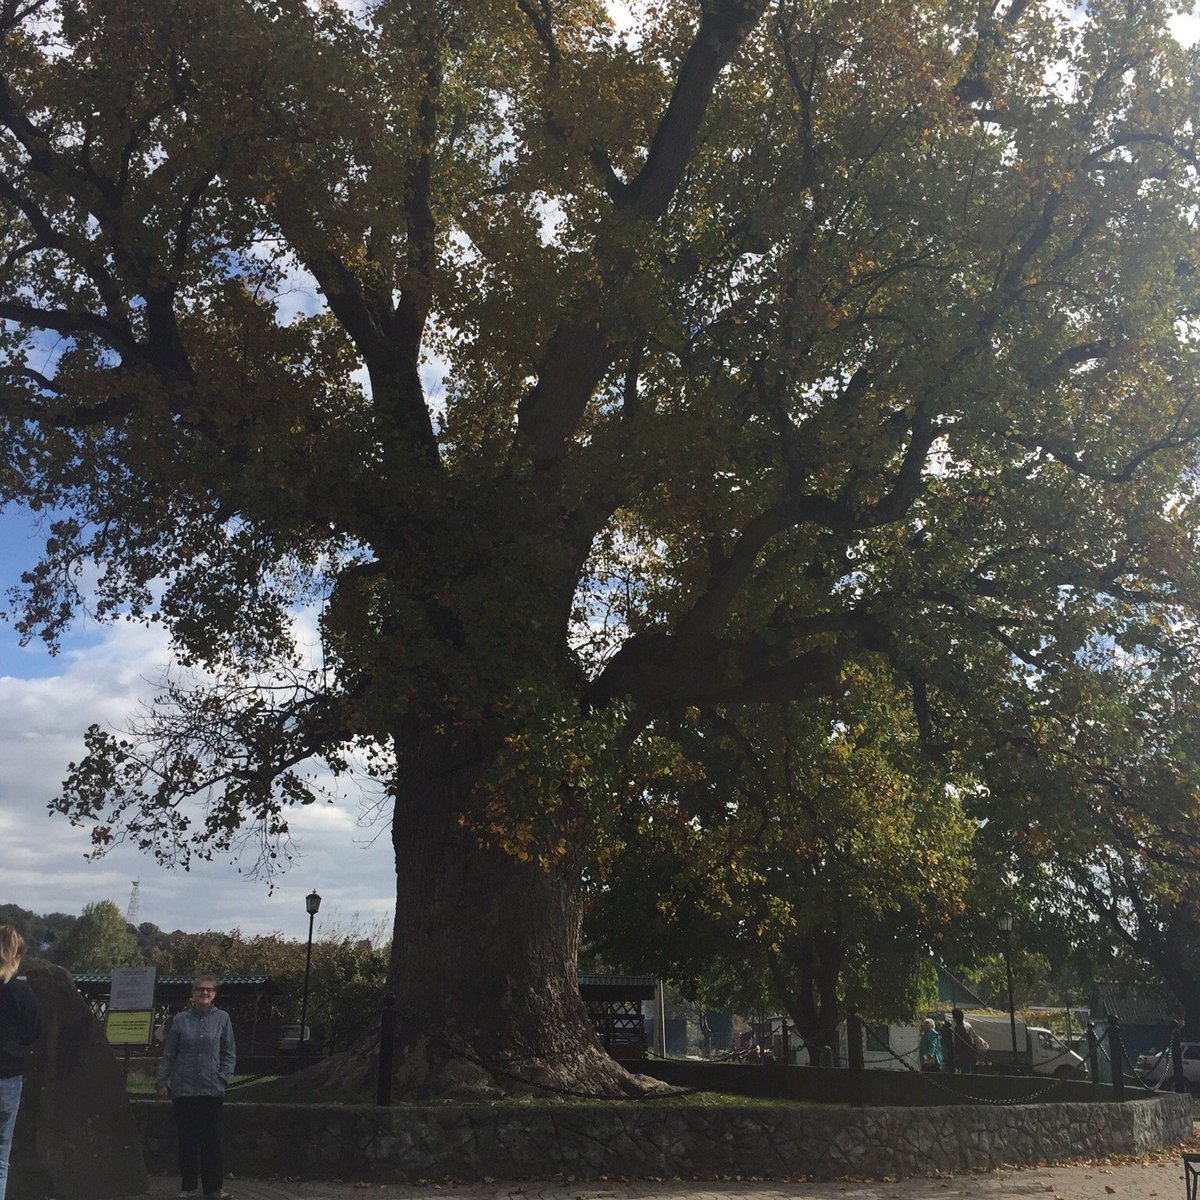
[918, 1017, 943, 1072]
[0, 925, 42, 1200]
[156, 975, 236, 1200]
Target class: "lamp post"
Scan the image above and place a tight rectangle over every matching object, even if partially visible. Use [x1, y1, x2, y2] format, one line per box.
[300, 889, 321, 1053]
[996, 910, 1019, 1072]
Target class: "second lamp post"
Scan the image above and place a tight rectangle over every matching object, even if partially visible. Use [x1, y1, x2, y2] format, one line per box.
[996, 910, 1019, 1072]
[300, 888, 322, 1053]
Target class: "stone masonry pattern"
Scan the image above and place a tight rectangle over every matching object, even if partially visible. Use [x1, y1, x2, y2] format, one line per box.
[131, 1093, 1193, 1183]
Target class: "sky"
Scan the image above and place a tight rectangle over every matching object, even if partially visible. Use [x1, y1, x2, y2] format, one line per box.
[0, 506, 397, 941]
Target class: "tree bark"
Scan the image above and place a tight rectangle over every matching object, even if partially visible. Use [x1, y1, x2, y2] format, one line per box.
[772, 931, 844, 1067]
[385, 756, 617, 1099]
[270, 729, 666, 1101]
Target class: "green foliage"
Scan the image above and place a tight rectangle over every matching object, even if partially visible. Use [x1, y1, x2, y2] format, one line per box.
[4, 0, 1200, 1074]
[587, 668, 972, 1049]
[51, 900, 142, 973]
[0, 903, 77, 955]
[306, 935, 391, 1052]
[152, 923, 389, 1050]
[958, 646, 1200, 1031]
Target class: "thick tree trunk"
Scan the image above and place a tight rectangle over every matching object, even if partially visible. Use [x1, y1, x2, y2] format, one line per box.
[773, 931, 844, 1066]
[383, 774, 629, 1099]
[273, 729, 668, 1102]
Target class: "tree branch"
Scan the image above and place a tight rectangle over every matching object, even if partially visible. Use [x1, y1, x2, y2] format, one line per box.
[0, 298, 135, 355]
[510, 0, 767, 473]
[621, 0, 767, 221]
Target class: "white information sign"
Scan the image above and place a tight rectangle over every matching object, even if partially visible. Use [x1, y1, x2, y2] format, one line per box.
[109, 965, 157, 1011]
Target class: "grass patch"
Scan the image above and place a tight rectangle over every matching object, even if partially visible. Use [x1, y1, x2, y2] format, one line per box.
[127, 1074, 280, 1096]
[411, 1091, 841, 1109]
[638, 1090, 839, 1108]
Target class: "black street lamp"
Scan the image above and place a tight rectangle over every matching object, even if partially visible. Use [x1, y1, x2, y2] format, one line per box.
[300, 889, 322, 1053]
[996, 910, 1019, 1072]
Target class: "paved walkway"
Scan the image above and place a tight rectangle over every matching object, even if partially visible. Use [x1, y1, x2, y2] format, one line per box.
[124, 1138, 1200, 1200]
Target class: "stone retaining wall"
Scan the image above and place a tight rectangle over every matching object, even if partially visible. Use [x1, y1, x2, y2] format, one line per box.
[131, 1092, 1193, 1183]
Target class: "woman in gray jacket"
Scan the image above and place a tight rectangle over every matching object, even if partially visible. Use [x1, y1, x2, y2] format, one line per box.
[155, 976, 236, 1200]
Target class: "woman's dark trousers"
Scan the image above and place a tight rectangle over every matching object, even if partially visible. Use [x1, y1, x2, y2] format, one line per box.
[172, 1095, 224, 1195]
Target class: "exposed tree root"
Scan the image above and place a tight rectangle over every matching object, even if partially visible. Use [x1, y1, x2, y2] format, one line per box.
[240, 1039, 677, 1104]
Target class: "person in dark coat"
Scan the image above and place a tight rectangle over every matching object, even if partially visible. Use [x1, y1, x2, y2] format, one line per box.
[939, 1018, 955, 1072]
[951, 1007, 986, 1073]
[0, 926, 42, 1200]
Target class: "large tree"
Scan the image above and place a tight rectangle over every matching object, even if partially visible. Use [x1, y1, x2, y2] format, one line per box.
[50, 898, 142, 973]
[979, 652, 1200, 1034]
[4, 0, 1200, 1098]
[586, 672, 973, 1060]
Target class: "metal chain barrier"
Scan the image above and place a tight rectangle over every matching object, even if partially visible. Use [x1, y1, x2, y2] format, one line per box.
[1115, 1037, 1171, 1093]
[1088, 1035, 1155, 1092]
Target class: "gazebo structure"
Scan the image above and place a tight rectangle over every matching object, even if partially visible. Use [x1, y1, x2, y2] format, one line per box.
[71, 974, 277, 1055]
[578, 974, 656, 1061]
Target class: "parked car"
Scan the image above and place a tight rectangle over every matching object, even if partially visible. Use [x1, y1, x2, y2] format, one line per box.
[277, 1024, 320, 1053]
[1134, 1042, 1200, 1087]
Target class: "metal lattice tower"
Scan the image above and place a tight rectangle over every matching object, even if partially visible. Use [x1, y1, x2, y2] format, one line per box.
[126, 880, 140, 927]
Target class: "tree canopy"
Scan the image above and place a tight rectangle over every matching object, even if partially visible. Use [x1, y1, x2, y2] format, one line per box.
[974, 650, 1200, 1033]
[4, 0, 1200, 1095]
[586, 668, 973, 1055]
[50, 898, 141, 973]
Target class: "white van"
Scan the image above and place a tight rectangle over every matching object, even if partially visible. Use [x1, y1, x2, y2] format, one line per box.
[855, 1014, 1087, 1078]
[965, 1014, 1087, 1078]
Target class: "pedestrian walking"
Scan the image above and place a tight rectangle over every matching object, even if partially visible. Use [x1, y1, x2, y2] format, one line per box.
[951, 1007, 988, 1074]
[939, 1018, 955, 1071]
[919, 1017, 943, 1072]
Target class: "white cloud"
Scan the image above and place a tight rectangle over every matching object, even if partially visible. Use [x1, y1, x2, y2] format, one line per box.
[0, 618, 396, 941]
[1169, 11, 1200, 47]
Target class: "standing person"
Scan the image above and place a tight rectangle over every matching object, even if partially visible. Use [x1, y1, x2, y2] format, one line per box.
[939, 1018, 955, 1072]
[951, 1007, 986, 1074]
[0, 926, 41, 1200]
[919, 1017, 943, 1072]
[155, 976, 236, 1200]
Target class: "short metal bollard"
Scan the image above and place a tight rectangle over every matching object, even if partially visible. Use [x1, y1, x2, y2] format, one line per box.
[847, 1008, 865, 1108]
[1171, 1023, 1185, 1092]
[1107, 1014, 1124, 1101]
[376, 993, 396, 1107]
[1183, 1153, 1200, 1200]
